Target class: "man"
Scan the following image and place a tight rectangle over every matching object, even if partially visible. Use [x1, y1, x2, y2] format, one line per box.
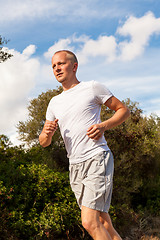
[39, 50, 130, 240]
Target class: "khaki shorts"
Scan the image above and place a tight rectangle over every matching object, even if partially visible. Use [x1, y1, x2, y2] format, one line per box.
[69, 150, 114, 213]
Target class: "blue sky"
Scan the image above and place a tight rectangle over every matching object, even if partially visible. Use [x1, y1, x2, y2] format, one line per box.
[0, 0, 160, 145]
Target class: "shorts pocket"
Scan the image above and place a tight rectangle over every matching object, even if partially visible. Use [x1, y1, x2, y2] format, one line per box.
[93, 151, 106, 166]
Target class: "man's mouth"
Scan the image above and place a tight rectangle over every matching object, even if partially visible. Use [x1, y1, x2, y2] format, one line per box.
[57, 73, 63, 77]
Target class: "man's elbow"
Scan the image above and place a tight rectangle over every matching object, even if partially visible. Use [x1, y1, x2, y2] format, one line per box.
[125, 106, 131, 119]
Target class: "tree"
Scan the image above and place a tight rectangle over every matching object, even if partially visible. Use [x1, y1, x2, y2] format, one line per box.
[17, 87, 63, 145]
[3, 88, 160, 238]
[0, 145, 84, 240]
[17, 86, 69, 170]
[101, 99, 160, 215]
[0, 35, 13, 63]
[17, 88, 160, 211]
[0, 134, 12, 149]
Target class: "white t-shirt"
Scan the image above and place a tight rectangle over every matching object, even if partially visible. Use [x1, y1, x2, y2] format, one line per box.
[46, 81, 113, 164]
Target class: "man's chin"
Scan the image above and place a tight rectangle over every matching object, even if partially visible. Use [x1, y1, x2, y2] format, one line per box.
[56, 77, 65, 83]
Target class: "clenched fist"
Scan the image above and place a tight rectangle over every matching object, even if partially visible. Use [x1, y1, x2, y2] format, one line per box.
[43, 119, 59, 137]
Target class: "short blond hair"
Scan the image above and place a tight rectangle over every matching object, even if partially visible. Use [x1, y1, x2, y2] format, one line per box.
[54, 50, 78, 64]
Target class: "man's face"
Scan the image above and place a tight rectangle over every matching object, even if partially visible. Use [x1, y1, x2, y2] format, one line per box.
[52, 52, 77, 84]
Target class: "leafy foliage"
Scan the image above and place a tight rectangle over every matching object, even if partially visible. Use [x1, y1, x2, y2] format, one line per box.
[17, 89, 160, 212]
[0, 147, 85, 239]
[17, 87, 63, 146]
[0, 35, 13, 63]
[17, 87, 69, 171]
[101, 99, 160, 212]
[1, 88, 160, 239]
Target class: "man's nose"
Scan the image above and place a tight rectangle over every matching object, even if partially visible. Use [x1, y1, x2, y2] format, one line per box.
[55, 64, 61, 72]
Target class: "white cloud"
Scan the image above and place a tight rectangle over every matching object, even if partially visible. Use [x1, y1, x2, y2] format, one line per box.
[0, 45, 40, 136]
[0, 0, 128, 24]
[43, 12, 160, 64]
[44, 38, 74, 60]
[22, 44, 37, 57]
[1, 10, 160, 145]
[77, 35, 117, 64]
[44, 35, 117, 64]
[103, 75, 160, 97]
[0, 0, 57, 23]
[101, 75, 160, 118]
[117, 12, 160, 60]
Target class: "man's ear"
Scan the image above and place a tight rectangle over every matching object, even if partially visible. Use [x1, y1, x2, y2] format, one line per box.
[73, 63, 78, 72]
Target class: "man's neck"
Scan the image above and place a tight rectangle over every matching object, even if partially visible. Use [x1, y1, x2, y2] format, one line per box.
[62, 78, 80, 91]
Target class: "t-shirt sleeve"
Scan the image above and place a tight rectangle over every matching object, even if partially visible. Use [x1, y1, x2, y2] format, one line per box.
[92, 81, 113, 105]
[46, 100, 56, 121]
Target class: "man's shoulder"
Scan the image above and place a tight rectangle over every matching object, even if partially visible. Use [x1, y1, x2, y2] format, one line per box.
[80, 80, 95, 88]
[48, 91, 63, 104]
[83, 80, 101, 87]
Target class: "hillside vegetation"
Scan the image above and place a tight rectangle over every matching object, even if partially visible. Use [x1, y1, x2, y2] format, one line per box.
[0, 88, 160, 239]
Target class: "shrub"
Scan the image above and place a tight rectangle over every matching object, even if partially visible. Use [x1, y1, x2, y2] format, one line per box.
[0, 162, 85, 239]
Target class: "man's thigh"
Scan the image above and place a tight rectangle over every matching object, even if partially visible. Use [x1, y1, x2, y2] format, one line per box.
[70, 151, 114, 212]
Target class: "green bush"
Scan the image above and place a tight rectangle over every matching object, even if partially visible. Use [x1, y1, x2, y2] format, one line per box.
[0, 161, 85, 239]
[1, 95, 160, 239]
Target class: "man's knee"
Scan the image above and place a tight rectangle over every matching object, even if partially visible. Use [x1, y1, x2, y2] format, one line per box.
[82, 219, 99, 233]
[81, 207, 100, 233]
[82, 216, 100, 233]
[99, 216, 110, 230]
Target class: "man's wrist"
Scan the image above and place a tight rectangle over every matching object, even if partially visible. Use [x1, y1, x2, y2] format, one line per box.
[100, 121, 108, 132]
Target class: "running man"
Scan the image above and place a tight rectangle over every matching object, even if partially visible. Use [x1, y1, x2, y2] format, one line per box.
[39, 50, 130, 240]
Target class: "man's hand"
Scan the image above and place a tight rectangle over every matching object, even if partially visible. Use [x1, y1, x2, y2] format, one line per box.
[87, 123, 105, 140]
[39, 119, 58, 147]
[43, 119, 59, 137]
[87, 96, 130, 141]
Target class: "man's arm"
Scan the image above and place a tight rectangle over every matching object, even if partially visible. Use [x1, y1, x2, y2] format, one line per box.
[39, 119, 58, 147]
[87, 96, 130, 140]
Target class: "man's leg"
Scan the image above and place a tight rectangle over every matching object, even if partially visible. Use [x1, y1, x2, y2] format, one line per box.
[81, 206, 112, 240]
[99, 212, 122, 240]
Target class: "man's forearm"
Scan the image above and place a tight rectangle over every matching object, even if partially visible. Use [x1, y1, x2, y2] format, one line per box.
[39, 132, 52, 147]
[39, 119, 59, 147]
[101, 107, 130, 131]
